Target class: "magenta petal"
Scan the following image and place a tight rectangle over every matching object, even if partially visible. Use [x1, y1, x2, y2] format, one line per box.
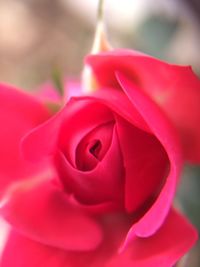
[59, 100, 113, 167]
[1, 209, 197, 267]
[116, 72, 182, 238]
[22, 99, 113, 165]
[115, 115, 169, 213]
[0, 84, 50, 197]
[0, 180, 103, 251]
[56, 125, 124, 205]
[0, 231, 69, 267]
[68, 195, 118, 215]
[76, 88, 150, 133]
[22, 106, 64, 161]
[86, 50, 146, 89]
[107, 208, 198, 267]
[86, 50, 200, 163]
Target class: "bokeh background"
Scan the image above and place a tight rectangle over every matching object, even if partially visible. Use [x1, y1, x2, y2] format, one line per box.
[0, 0, 199, 266]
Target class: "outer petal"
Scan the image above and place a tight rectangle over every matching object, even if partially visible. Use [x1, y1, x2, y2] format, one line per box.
[1, 208, 197, 267]
[116, 73, 182, 240]
[0, 231, 69, 267]
[107, 209, 198, 267]
[0, 180, 102, 251]
[115, 115, 169, 213]
[0, 84, 50, 197]
[86, 50, 200, 163]
[0, 231, 107, 267]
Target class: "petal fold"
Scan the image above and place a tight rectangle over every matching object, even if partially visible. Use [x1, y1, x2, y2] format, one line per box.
[107, 208, 198, 267]
[0, 180, 103, 251]
[116, 72, 182, 237]
[0, 231, 68, 267]
[115, 115, 169, 213]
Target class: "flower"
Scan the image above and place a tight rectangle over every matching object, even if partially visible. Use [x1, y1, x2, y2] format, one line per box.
[0, 49, 199, 267]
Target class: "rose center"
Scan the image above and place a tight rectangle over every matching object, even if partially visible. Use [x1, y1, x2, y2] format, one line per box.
[89, 139, 102, 159]
[75, 121, 114, 171]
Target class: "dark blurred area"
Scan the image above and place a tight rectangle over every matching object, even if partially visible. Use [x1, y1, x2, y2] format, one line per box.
[183, 0, 200, 23]
[0, 0, 199, 266]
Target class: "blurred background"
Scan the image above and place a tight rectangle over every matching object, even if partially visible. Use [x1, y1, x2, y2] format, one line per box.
[0, 0, 199, 266]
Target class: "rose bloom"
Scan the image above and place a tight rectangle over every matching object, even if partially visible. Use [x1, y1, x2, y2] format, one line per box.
[0, 50, 199, 267]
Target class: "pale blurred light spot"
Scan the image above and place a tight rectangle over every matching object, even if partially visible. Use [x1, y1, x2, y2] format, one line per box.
[0, 219, 9, 259]
[0, 1, 38, 53]
[61, 0, 153, 30]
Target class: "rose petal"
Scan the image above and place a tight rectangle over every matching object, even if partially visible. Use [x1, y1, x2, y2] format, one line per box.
[86, 50, 200, 163]
[0, 231, 107, 267]
[22, 99, 113, 165]
[0, 231, 69, 267]
[59, 100, 113, 167]
[1, 209, 196, 267]
[68, 195, 118, 215]
[115, 115, 169, 213]
[0, 180, 103, 251]
[86, 50, 145, 88]
[74, 79, 182, 238]
[116, 72, 182, 238]
[22, 96, 124, 206]
[76, 88, 150, 133]
[56, 125, 124, 205]
[75, 121, 114, 171]
[107, 208, 198, 267]
[0, 84, 50, 197]
[0, 213, 131, 267]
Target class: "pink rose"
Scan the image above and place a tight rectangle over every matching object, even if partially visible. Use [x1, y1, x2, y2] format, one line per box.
[0, 50, 199, 267]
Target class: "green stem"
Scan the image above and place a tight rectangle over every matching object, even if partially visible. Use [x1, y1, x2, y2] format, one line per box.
[97, 0, 105, 24]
